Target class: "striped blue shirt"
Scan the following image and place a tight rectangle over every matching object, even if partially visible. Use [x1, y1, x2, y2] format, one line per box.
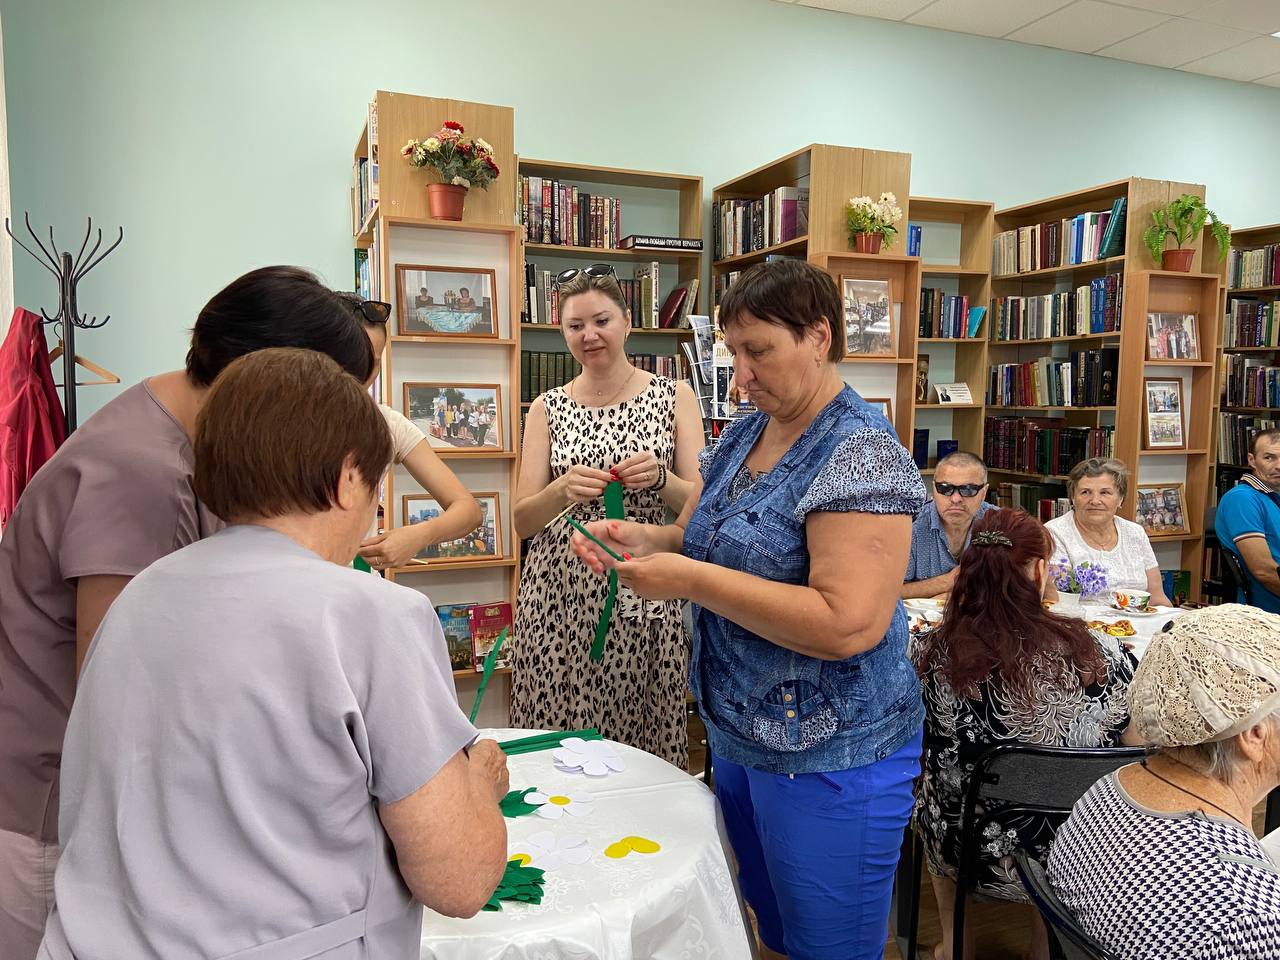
[904, 500, 994, 583]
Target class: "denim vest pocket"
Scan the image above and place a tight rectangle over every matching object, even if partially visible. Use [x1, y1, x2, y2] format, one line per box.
[745, 663, 841, 753]
[824, 660, 872, 727]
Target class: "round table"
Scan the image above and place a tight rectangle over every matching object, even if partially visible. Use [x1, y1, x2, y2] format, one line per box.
[1048, 598, 1187, 661]
[419, 729, 756, 960]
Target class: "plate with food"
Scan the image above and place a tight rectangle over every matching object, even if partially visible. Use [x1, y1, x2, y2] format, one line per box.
[1087, 619, 1137, 638]
[903, 598, 945, 617]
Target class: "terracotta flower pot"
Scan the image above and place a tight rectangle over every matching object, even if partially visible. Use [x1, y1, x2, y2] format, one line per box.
[853, 232, 883, 254]
[1161, 248, 1194, 272]
[427, 183, 468, 221]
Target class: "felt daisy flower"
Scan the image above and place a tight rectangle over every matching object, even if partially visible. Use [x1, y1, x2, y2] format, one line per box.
[527, 789, 594, 820]
[510, 831, 591, 871]
[552, 737, 626, 778]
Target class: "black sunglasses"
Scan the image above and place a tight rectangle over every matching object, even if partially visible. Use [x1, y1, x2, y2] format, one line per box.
[343, 293, 391, 325]
[935, 482, 988, 498]
[554, 263, 616, 287]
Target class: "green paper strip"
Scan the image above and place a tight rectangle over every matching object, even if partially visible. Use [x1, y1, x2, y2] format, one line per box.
[352, 555, 373, 573]
[496, 727, 602, 756]
[469, 627, 509, 724]
[564, 515, 626, 563]
[590, 481, 626, 663]
[499, 786, 541, 818]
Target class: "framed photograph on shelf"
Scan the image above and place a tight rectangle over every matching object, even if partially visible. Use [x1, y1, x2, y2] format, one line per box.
[1134, 483, 1188, 537]
[395, 264, 498, 338]
[865, 397, 893, 423]
[1145, 312, 1199, 361]
[403, 492, 502, 562]
[841, 277, 895, 357]
[1142, 378, 1185, 450]
[403, 382, 504, 453]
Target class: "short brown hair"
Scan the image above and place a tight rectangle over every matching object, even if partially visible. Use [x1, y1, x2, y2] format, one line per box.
[1067, 457, 1129, 499]
[1251, 427, 1280, 454]
[717, 260, 845, 361]
[194, 348, 392, 521]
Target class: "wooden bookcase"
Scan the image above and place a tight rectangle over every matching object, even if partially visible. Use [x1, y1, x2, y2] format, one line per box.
[909, 197, 994, 474]
[712, 144, 916, 441]
[352, 92, 520, 723]
[515, 158, 701, 435]
[987, 177, 1215, 599]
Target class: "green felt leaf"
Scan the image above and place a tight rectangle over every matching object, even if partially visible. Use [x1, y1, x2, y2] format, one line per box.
[482, 860, 546, 911]
[499, 787, 541, 818]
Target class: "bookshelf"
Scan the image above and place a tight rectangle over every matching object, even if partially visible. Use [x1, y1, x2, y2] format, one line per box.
[909, 196, 994, 474]
[712, 144, 916, 441]
[352, 92, 520, 725]
[516, 158, 701, 439]
[986, 177, 1216, 598]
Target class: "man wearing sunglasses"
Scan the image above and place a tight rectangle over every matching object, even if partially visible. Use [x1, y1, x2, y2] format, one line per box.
[902, 451, 992, 600]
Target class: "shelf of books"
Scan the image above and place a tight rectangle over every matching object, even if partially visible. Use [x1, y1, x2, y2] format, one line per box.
[352, 91, 521, 725]
[709, 144, 915, 443]
[907, 197, 993, 477]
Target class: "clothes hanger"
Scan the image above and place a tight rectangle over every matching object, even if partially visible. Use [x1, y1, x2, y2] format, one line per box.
[47, 341, 120, 386]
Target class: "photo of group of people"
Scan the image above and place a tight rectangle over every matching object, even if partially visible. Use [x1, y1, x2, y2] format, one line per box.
[403, 493, 502, 562]
[1134, 483, 1188, 536]
[395, 264, 497, 337]
[404, 382, 504, 452]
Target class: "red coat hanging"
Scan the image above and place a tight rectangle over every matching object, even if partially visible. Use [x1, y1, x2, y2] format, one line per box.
[0, 308, 66, 529]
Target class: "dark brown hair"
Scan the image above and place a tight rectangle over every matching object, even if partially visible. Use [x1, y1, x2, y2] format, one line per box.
[186, 266, 375, 387]
[193, 348, 392, 521]
[717, 259, 845, 361]
[913, 508, 1107, 708]
[1252, 427, 1280, 454]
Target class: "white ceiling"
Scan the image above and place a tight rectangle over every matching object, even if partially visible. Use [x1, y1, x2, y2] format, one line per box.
[775, 0, 1280, 85]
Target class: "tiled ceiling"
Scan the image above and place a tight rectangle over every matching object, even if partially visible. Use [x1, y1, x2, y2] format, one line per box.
[775, 0, 1280, 86]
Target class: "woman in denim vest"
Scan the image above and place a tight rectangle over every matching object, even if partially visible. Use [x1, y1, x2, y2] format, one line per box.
[574, 259, 927, 960]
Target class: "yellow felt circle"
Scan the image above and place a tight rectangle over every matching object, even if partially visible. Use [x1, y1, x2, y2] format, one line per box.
[604, 841, 632, 859]
[509, 853, 531, 866]
[549, 795, 571, 806]
[622, 835, 661, 854]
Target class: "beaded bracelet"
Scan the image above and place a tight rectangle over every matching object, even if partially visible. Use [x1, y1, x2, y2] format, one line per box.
[652, 463, 668, 491]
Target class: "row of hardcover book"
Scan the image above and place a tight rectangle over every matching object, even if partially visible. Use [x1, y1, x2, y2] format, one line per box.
[523, 261, 672, 328]
[520, 176, 622, 248]
[1218, 412, 1279, 467]
[712, 187, 809, 261]
[1220, 355, 1280, 411]
[1227, 243, 1280, 290]
[990, 275, 1124, 341]
[988, 348, 1120, 409]
[991, 198, 1125, 276]
[1224, 297, 1280, 348]
[992, 483, 1071, 522]
[983, 417, 1115, 478]
[351, 101, 379, 234]
[436, 601, 512, 674]
[520, 351, 687, 403]
[919, 291, 985, 339]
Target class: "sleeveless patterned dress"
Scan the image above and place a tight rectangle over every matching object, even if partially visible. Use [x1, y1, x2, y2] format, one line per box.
[511, 375, 689, 768]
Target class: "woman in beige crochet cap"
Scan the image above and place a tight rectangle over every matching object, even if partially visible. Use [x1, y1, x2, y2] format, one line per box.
[1047, 604, 1280, 960]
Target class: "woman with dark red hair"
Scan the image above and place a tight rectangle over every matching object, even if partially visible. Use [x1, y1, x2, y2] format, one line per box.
[911, 507, 1138, 960]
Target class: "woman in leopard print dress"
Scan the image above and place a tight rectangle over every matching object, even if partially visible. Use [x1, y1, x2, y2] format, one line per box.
[512, 266, 703, 767]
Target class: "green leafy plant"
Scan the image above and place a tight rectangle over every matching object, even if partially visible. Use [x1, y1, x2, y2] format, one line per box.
[845, 192, 902, 248]
[1142, 193, 1230, 264]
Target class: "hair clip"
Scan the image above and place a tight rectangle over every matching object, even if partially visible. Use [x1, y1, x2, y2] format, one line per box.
[973, 531, 1013, 548]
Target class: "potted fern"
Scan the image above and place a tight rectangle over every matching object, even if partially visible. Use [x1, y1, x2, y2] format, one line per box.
[1142, 193, 1230, 272]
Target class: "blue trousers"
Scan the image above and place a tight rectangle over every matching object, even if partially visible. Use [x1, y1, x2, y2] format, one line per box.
[714, 729, 922, 960]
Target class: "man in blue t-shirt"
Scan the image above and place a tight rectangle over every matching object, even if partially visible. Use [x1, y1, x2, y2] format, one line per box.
[1215, 428, 1280, 614]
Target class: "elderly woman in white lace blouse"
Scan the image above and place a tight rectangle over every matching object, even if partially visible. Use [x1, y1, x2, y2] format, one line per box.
[1049, 604, 1280, 960]
[1044, 457, 1171, 605]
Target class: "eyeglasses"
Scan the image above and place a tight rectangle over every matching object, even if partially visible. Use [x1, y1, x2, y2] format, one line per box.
[554, 263, 616, 287]
[342, 293, 391, 325]
[935, 482, 988, 498]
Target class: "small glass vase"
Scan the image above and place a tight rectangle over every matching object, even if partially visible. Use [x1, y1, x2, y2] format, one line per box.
[1054, 592, 1083, 614]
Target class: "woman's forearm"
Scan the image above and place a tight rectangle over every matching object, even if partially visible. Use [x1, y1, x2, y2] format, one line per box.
[410, 497, 482, 550]
[513, 476, 568, 540]
[655, 473, 693, 515]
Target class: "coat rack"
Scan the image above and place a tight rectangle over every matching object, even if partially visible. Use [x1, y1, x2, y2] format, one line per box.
[4, 214, 124, 434]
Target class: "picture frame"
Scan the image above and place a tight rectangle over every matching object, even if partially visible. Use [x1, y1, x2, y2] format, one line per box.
[403, 382, 504, 453]
[865, 397, 894, 423]
[395, 264, 498, 338]
[402, 492, 502, 562]
[1134, 483, 1188, 537]
[841, 277, 896, 358]
[1142, 378, 1185, 450]
[1145, 312, 1200, 362]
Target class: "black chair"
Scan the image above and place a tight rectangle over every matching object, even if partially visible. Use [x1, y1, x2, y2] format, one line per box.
[950, 743, 1152, 956]
[1014, 851, 1119, 960]
[1220, 546, 1254, 605]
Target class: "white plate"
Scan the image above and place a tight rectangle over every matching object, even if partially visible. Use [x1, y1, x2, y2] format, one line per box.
[903, 598, 945, 614]
[1100, 604, 1177, 618]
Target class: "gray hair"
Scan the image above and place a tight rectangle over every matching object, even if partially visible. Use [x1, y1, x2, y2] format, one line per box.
[1067, 457, 1129, 500]
[936, 451, 988, 484]
[1163, 713, 1280, 781]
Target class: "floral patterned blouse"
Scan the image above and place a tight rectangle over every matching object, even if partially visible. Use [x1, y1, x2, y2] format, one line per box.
[910, 631, 1134, 902]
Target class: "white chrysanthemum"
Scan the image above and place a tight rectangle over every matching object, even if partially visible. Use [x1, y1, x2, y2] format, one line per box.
[552, 737, 626, 777]
[510, 830, 591, 871]
[526, 789, 594, 820]
[451, 176, 471, 188]
[423, 136, 441, 151]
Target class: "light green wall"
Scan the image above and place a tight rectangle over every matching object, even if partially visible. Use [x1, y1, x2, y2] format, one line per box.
[4, 0, 1278, 416]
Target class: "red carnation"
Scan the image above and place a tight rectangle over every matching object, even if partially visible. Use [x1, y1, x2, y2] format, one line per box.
[443, 120, 464, 132]
[484, 157, 499, 174]
[459, 141, 472, 154]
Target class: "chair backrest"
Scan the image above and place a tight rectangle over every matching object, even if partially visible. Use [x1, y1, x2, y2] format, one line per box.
[963, 743, 1153, 816]
[1014, 851, 1119, 960]
[1219, 546, 1254, 605]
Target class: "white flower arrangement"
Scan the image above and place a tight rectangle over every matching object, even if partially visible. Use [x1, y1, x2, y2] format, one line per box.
[845, 191, 903, 248]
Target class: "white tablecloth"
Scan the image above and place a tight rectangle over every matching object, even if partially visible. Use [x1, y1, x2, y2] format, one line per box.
[419, 729, 756, 960]
[1051, 599, 1187, 661]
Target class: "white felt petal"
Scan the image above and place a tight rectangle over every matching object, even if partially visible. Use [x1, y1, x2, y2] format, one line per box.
[527, 831, 556, 849]
[560, 845, 592, 865]
[604, 755, 626, 772]
[534, 804, 563, 820]
[564, 803, 593, 817]
[569, 791, 593, 803]
[551, 748, 574, 764]
[560, 834, 588, 848]
[554, 763, 580, 774]
[561, 737, 588, 751]
[526, 792, 550, 804]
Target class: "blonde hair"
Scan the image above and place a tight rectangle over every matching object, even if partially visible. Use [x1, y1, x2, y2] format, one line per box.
[558, 271, 629, 318]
